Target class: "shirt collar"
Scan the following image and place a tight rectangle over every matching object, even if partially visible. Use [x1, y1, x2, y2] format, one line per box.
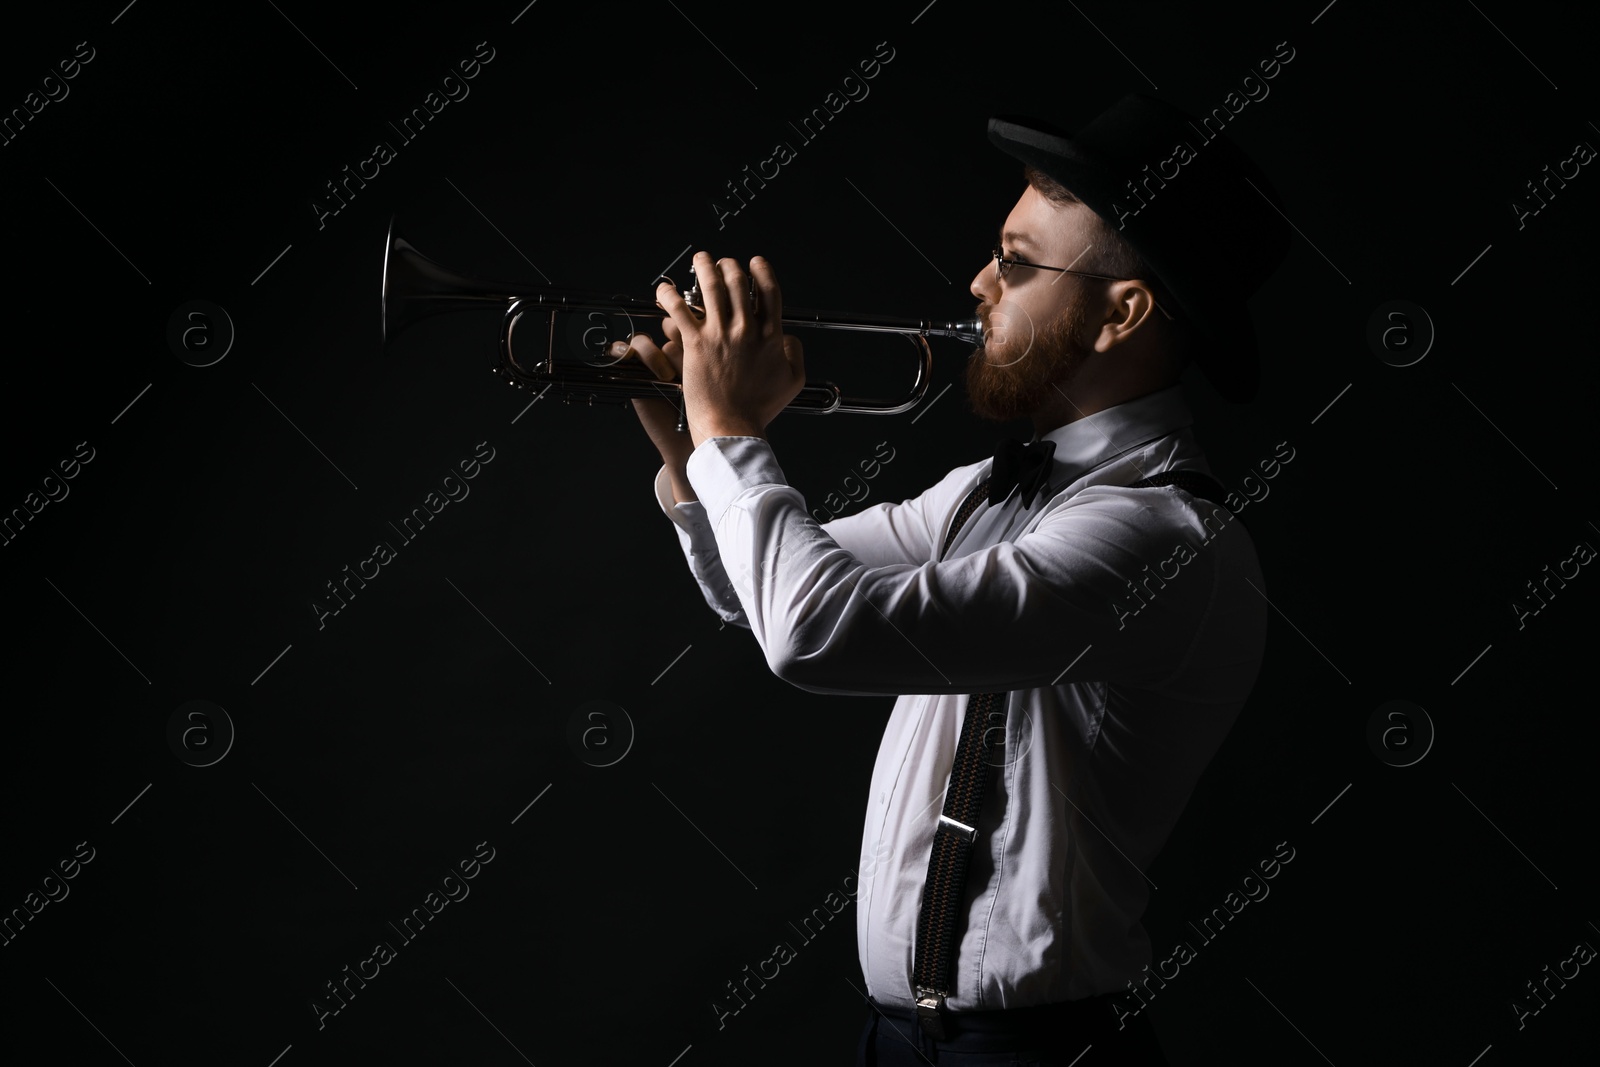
[1031, 383, 1194, 487]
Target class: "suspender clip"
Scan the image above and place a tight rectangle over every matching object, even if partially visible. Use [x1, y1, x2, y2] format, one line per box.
[914, 987, 949, 1040]
[938, 813, 977, 843]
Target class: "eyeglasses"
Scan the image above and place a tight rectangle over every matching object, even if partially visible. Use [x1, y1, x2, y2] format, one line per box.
[991, 246, 1174, 321]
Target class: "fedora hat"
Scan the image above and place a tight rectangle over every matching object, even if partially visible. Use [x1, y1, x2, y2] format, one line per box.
[988, 94, 1291, 402]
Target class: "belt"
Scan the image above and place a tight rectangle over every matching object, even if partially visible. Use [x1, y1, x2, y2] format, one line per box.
[870, 993, 1123, 1042]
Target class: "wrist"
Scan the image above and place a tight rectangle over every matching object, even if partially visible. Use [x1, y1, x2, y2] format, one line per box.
[695, 422, 766, 447]
[669, 476, 698, 504]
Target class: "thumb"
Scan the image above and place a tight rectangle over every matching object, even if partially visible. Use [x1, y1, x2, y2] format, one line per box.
[781, 334, 804, 376]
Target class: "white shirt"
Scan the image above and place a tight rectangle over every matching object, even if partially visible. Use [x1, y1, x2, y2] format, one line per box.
[652, 383, 1267, 1012]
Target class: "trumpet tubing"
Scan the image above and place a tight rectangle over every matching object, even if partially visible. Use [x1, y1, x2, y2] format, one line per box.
[381, 218, 983, 415]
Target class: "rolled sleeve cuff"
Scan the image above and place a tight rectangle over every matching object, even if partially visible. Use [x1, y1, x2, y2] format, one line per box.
[685, 436, 789, 527]
[653, 463, 714, 536]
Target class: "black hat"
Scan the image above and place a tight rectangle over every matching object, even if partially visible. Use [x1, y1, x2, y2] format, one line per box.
[988, 95, 1291, 402]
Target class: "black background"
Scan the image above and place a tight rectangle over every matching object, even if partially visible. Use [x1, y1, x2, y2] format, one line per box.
[1, 2, 1596, 1064]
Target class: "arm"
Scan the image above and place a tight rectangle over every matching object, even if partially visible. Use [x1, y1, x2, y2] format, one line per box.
[653, 452, 977, 627]
[687, 435, 1226, 696]
[639, 251, 999, 642]
[653, 461, 751, 628]
[803, 446, 979, 569]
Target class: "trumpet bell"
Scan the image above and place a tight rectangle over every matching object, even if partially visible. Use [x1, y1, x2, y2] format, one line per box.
[382, 217, 524, 343]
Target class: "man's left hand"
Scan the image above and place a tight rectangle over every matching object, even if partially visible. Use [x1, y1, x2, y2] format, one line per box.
[655, 252, 805, 449]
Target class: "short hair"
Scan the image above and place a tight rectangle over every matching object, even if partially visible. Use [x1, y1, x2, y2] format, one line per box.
[1022, 164, 1147, 278]
[1023, 164, 1194, 370]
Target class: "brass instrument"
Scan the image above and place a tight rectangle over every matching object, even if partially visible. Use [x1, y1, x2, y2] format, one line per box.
[381, 218, 982, 415]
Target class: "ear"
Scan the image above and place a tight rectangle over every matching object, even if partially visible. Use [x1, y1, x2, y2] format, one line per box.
[1091, 279, 1162, 353]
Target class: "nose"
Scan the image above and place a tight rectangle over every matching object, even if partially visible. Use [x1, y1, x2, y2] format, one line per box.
[970, 258, 998, 304]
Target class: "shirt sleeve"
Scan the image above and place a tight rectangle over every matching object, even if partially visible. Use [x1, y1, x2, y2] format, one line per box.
[653, 463, 751, 628]
[654, 446, 977, 627]
[687, 435, 1232, 696]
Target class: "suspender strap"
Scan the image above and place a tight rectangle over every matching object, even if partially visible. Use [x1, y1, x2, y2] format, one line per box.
[913, 475, 1000, 1039]
[911, 466, 1234, 1038]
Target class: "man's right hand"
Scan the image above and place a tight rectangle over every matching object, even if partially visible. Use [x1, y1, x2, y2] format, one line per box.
[615, 318, 698, 502]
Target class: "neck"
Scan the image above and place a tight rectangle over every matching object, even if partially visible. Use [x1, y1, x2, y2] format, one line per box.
[1031, 387, 1120, 437]
[1032, 374, 1178, 437]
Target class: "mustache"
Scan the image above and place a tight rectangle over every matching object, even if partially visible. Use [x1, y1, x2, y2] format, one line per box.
[976, 302, 992, 326]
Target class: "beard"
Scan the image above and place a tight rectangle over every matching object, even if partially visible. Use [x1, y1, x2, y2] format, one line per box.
[964, 295, 1093, 422]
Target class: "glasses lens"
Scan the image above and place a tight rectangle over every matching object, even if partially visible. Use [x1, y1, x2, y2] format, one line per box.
[992, 247, 1006, 279]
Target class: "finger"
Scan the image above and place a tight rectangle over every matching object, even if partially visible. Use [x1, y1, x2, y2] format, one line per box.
[750, 256, 782, 338]
[617, 334, 675, 381]
[660, 336, 683, 374]
[661, 315, 683, 345]
[655, 276, 698, 339]
[782, 334, 804, 379]
[637, 377, 684, 414]
[631, 395, 674, 418]
[718, 257, 751, 333]
[692, 251, 732, 328]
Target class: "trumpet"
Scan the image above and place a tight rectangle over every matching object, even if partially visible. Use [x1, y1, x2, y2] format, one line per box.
[381, 218, 983, 415]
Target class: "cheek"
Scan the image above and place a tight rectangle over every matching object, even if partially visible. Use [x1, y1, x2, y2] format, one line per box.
[1034, 304, 1083, 351]
[988, 298, 1042, 354]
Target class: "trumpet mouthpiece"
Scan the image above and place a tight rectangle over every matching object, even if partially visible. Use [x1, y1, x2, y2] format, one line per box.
[935, 319, 985, 346]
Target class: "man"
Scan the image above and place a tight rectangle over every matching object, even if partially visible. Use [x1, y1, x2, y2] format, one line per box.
[621, 95, 1291, 1065]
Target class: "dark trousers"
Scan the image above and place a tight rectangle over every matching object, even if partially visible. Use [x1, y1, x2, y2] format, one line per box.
[855, 994, 1169, 1066]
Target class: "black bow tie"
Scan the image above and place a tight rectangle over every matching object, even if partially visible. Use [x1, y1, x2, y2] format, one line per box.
[988, 437, 1056, 508]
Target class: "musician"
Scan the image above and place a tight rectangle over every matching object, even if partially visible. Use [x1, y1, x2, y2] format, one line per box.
[622, 95, 1291, 1066]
